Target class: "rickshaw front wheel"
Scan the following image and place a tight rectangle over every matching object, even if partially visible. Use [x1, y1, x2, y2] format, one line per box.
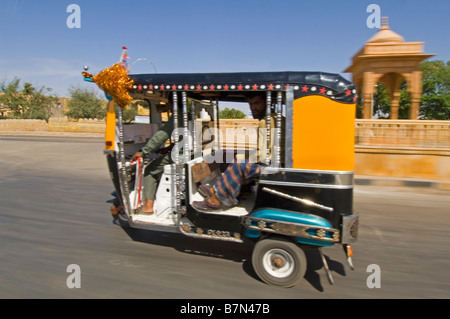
[252, 237, 307, 287]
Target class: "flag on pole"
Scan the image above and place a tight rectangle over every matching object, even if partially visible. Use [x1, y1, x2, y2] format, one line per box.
[119, 46, 130, 69]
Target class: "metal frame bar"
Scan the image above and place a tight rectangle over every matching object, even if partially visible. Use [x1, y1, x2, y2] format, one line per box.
[214, 99, 220, 151]
[172, 91, 181, 215]
[259, 167, 354, 189]
[259, 180, 353, 190]
[182, 91, 190, 164]
[191, 100, 198, 158]
[285, 86, 294, 168]
[117, 106, 131, 216]
[261, 187, 334, 212]
[275, 91, 283, 167]
[265, 91, 272, 166]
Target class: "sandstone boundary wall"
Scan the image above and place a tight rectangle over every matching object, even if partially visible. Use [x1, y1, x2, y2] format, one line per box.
[1, 118, 448, 187]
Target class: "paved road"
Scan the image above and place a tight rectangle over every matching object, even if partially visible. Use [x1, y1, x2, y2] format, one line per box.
[1, 135, 449, 299]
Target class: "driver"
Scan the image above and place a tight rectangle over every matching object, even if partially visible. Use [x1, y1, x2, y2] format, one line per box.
[131, 99, 174, 214]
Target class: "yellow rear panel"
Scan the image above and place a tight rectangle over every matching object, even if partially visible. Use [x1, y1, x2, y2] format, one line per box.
[292, 95, 355, 171]
[104, 100, 116, 151]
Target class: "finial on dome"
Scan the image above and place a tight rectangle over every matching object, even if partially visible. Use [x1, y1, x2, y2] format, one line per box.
[366, 16, 405, 43]
[381, 16, 389, 29]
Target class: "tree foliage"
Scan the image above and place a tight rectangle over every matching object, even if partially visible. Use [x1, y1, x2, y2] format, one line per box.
[372, 82, 390, 118]
[219, 107, 246, 119]
[66, 86, 105, 119]
[116, 101, 139, 123]
[420, 60, 450, 120]
[372, 81, 411, 119]
[0, 78, 57, 120]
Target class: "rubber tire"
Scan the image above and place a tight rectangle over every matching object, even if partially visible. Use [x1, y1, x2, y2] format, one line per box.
[252, 237, 307, 287]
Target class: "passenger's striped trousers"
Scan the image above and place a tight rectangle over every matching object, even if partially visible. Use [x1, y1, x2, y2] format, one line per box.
[213, 160, 261, 207]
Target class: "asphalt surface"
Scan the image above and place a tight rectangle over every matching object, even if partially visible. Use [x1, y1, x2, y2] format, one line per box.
[0, 135, 449, 300]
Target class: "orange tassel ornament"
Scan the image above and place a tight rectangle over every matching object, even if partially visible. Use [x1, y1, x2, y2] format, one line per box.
[92, 63, 134, 108]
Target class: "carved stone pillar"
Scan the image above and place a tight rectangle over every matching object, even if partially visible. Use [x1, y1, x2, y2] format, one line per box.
[390, 90, 401, 119]
[362, 72, 376, 119]
[410, 93, 422, 119]
[408, 71, 423, 119]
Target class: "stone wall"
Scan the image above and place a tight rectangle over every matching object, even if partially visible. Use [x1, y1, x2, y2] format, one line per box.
[0, 118, 105, 134]
[1, 118, 448, 181]
[354, 120, 450, 181]
[48, 118, 105, 133]
[0, 119, 48, 132]
[355, 146, 450, 181]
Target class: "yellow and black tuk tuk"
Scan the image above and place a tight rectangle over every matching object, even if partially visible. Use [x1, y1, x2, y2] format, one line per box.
[84, 63, 359, 287]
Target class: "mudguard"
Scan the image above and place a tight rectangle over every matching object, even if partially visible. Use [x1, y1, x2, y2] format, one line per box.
[243, 208, 339, 247]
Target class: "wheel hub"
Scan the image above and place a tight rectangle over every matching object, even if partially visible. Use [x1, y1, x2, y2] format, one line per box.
[263, 248, 295, 278]
[271, 256, 286, 268]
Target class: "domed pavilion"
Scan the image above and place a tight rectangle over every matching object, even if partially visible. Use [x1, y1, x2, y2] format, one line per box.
[344, 17, 434, 119]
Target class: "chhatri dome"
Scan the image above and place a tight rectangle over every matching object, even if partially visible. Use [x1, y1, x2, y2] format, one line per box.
[367, 17, 405, 43]
[344, 16, 434, 119]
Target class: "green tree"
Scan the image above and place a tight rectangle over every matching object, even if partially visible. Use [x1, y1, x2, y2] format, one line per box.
[372, 81, 410, 119]
[420, 60, 450, 120]
[372, 82, 391, 118]
[219, 107, 246, 119]
[399, 81, 411, 119]
[0, 78, 57, 120]
[115, 101, 139, 124]
[66, 86, 105, 119]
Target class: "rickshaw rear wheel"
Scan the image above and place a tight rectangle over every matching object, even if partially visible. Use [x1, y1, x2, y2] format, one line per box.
[252, 237, 307, 287]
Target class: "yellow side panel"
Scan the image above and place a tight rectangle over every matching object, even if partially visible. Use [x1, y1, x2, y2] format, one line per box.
[105, 100, 116, 151]
[292, 95, 355, 171]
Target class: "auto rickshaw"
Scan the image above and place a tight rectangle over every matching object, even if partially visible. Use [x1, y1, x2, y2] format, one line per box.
[83, 63, 359, 287]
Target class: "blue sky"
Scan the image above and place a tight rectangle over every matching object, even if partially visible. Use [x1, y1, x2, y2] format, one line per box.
[0, 0, 448, 98]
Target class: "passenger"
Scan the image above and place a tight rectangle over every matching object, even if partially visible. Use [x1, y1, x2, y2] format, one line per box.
[131, 100, 174, 214]
[192, 94, 274, 212]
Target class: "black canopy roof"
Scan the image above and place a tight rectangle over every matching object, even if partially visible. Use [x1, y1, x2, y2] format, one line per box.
[129, 71, 356, 103]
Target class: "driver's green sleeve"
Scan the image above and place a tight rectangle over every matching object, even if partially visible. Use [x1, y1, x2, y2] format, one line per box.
[140, 116, 174, 155]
